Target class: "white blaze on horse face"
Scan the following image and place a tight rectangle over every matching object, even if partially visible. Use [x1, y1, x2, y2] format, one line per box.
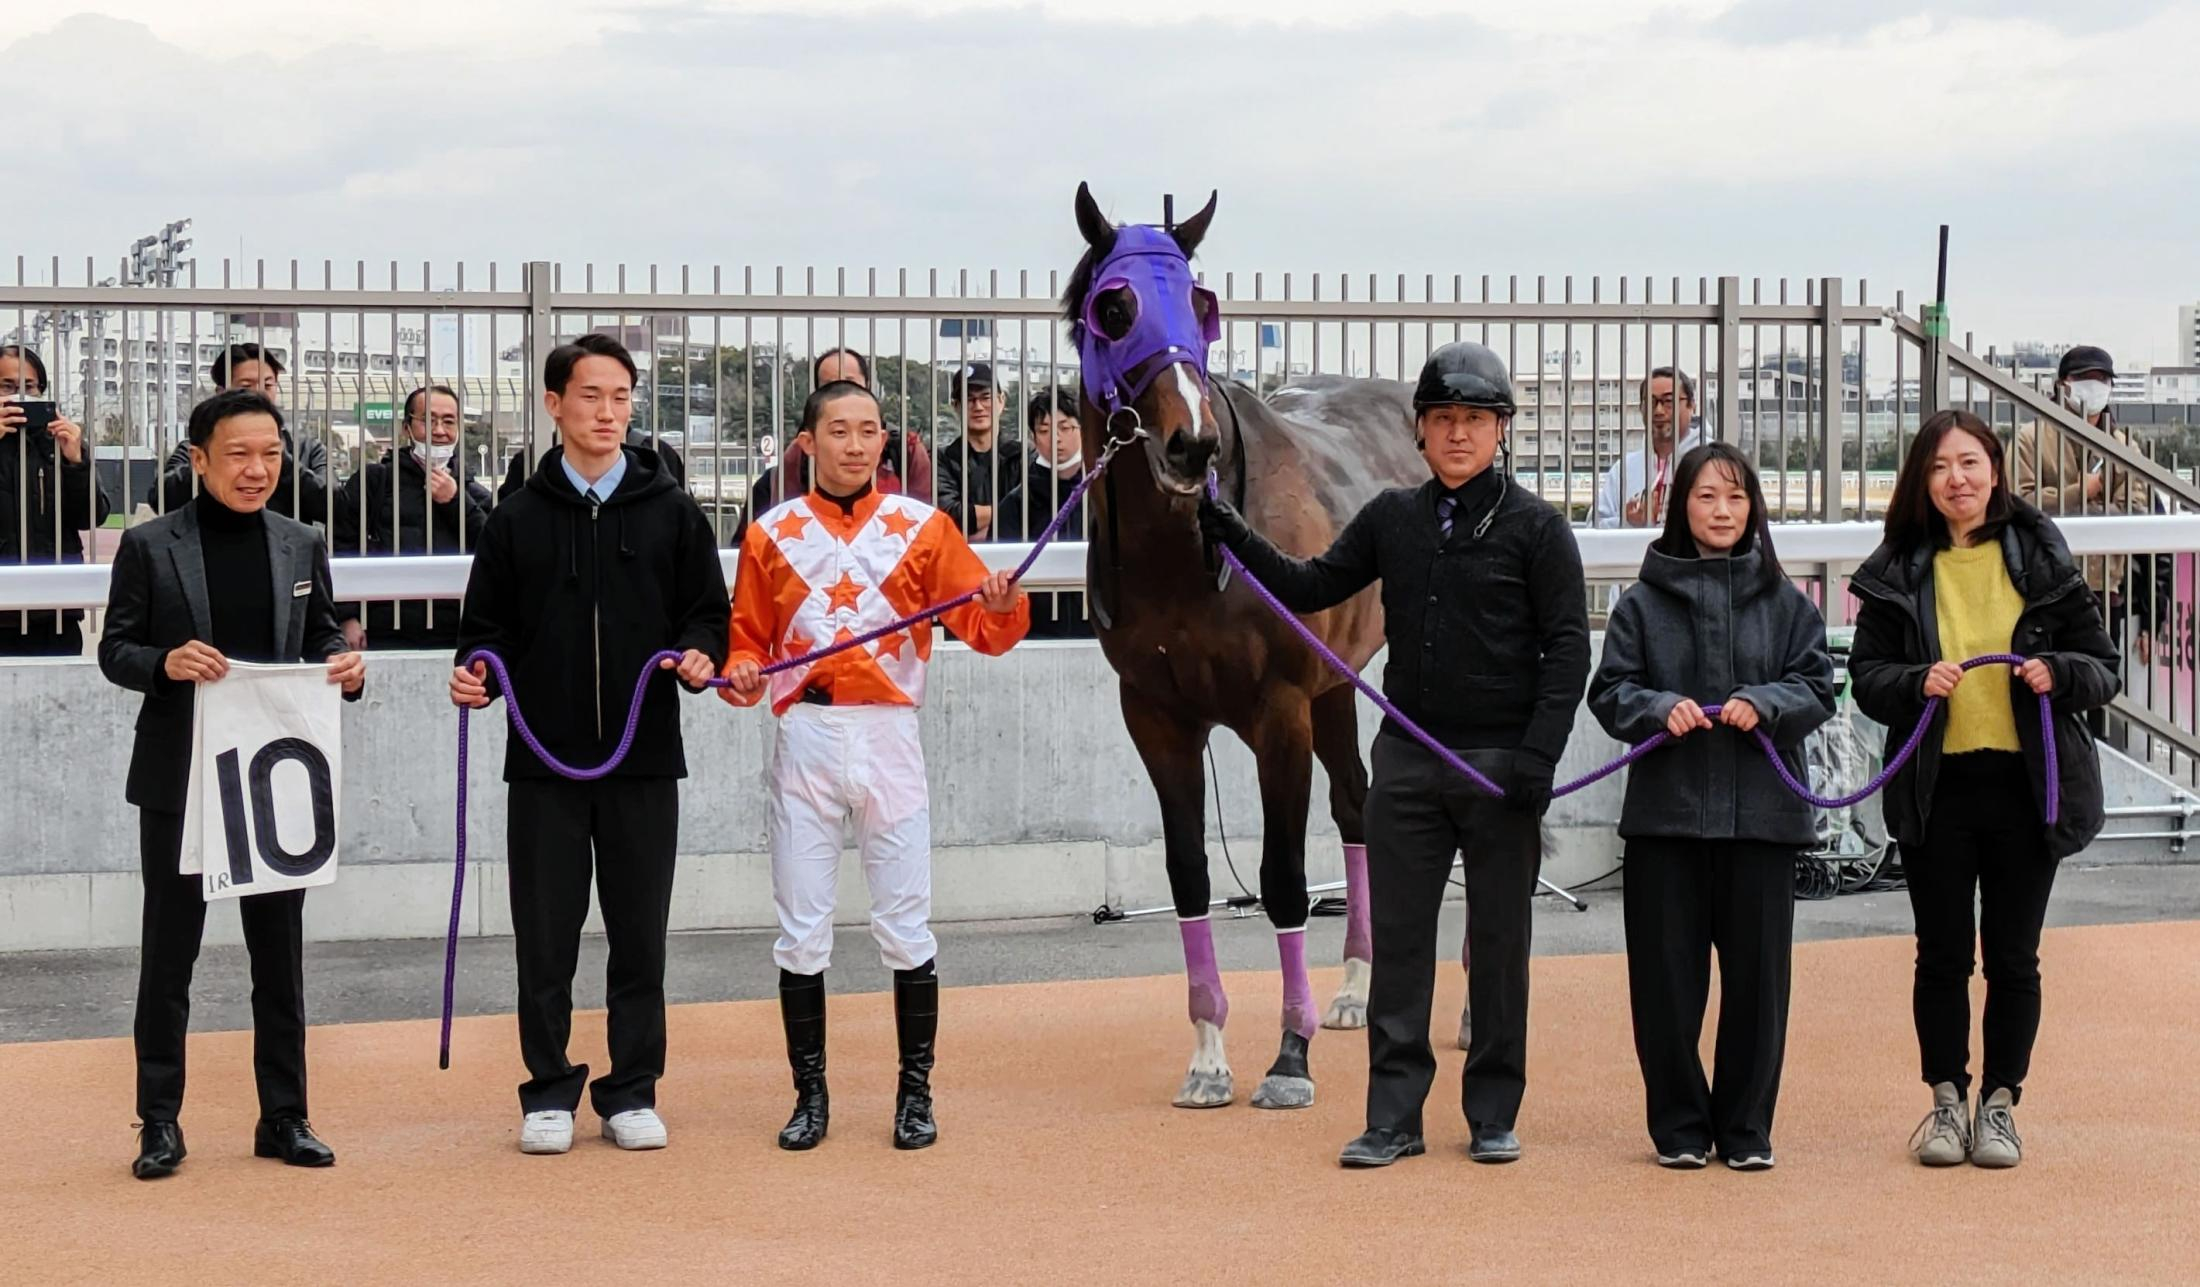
[1174, 364, 1207, 440]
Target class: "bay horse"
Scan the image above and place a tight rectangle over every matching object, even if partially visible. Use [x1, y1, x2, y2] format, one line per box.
[1067, 183, 1440, 1109]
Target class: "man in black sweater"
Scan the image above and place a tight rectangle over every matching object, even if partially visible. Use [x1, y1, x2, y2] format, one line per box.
[99, 389, 365, 1180]
[451, 334, 730, 1156]
[1200, 342, 1590, 1169]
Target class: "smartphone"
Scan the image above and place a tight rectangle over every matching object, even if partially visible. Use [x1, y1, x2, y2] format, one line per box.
[7, 397, 57, 437]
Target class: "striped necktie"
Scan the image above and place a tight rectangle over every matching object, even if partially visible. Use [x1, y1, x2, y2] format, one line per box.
[1436, 493, 1457, 541]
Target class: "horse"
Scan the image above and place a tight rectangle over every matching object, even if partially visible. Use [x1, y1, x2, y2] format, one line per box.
[1066, 182, 1444, 1109]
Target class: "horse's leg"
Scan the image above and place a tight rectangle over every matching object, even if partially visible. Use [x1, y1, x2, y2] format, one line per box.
[1247, 702, 1317, 1111]
[1309, 684, 1372, 1030]
[1121, 683, 1232, 1108]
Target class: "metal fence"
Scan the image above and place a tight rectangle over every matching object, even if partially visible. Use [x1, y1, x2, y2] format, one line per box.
[6, 255, 2200, 781]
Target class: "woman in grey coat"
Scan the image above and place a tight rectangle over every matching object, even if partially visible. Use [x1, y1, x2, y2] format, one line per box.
[1589, 442, 1835, 1172]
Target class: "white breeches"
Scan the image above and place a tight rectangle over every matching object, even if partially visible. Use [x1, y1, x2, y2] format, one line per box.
[769, 703, 936, 975]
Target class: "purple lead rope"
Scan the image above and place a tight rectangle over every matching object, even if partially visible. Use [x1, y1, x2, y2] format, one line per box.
[1210, 516, 2059, 815]
[439, 457, 1119, 1066]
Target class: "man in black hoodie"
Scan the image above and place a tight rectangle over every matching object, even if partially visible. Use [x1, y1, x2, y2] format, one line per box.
[451, 334, 730, 1157]
[1200, 342, 1590, 1169]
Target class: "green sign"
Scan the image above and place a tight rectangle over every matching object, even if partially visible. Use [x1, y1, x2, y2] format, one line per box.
[357, 401, 395, 428]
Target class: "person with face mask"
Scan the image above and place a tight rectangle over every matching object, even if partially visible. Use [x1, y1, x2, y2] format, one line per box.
[330, 386, 491, 650]
[993, 388, 1091, 638]
[2011, 346, 2156, 656]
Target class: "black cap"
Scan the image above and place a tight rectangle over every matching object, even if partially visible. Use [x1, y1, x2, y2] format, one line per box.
[1412, 342, 1517, 417]
[2058, 345, 2115, 382]
[949, 361, 995, 400]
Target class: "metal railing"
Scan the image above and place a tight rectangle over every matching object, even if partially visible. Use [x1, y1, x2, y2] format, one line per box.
[7, 254, 2200, 782]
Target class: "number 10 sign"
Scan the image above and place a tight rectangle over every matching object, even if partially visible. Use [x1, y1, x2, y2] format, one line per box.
[180, 662, 344, 902]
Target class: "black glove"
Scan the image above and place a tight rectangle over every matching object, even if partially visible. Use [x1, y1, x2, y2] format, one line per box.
[1196, 494, 1253, 551]
[1503, 749, 1556, 817]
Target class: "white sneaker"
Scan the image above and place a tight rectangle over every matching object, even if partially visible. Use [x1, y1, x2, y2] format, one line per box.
[602, 1108, 669, 1151]
[519, 1110, 574, 1155]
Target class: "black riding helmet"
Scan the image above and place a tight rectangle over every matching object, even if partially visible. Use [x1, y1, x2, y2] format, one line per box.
[1413, 342, 1517, 417]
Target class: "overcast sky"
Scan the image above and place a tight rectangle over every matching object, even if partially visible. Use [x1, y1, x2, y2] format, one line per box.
[5, 1, 2197, 367]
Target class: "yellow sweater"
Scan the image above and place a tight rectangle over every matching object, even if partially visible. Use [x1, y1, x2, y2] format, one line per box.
[1933, 543, 2023, 754]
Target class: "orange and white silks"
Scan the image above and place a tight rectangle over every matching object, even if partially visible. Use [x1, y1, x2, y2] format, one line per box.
[722, 489, 1030, 714]
[723, 488, 1029, 974]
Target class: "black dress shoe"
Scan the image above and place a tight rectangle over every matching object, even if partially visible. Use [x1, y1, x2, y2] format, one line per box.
[1469, 1122, 1521, 1164]
[254, 1117, 336, 1168]
[1339, 1127, 1427, 1168]
[132, 1121, 186, 1180]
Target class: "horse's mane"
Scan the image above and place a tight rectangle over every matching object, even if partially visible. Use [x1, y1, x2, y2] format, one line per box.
[1059, 235, 1109, 349]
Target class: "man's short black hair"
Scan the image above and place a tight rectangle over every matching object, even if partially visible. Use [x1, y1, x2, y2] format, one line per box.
[546, 333, 638, 394]
[404, 383, 462, 422]
[0, 344, 50, 393]
[812, 347, 871, 385]
[1645, 366, 1696, 407]
[800, 380, 881, 433]
[210, 341, 285, 386]
[1027, 387, 1076, 428]
[188, 388, 284, 448]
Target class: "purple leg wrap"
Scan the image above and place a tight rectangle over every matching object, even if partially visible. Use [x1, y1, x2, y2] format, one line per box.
[1179, 916, 1229, 1028]
[1342, 843, 1372, 964]
[1277, 929, 1317, 1041]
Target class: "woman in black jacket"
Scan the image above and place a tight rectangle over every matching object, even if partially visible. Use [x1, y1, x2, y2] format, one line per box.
[0, 344, 113, 656]
[1589, 443, 1835, 1172]
[1850, 409, 2119, 1171]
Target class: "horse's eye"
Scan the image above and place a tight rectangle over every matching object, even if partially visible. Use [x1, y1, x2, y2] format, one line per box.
[1096, 287, 1137, 341]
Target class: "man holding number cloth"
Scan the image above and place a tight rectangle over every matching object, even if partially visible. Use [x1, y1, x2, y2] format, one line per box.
[98, 388, 365, 1181]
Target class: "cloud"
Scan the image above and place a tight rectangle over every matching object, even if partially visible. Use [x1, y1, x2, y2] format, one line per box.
[3, 4, 2196, 366]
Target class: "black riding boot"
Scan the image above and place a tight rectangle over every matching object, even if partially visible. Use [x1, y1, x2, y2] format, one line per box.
[893, 962, 939, 1151]
[777, 970, 829, 1151]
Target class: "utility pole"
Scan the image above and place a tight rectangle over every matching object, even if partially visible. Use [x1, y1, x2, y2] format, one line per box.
[127, 219, 193, 448]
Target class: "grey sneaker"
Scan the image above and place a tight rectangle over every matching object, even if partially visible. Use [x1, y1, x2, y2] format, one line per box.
[1970, 1089, 2022, 1169]
[1909, 1082, 1971, 1167]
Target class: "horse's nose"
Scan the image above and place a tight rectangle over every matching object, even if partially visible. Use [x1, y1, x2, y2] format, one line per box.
[1164, 428, 1215, 477]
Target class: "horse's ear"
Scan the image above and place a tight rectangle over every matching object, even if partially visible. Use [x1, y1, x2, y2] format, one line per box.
[1074, 182, 1116, 252]
[1171, 190, 1219, 258]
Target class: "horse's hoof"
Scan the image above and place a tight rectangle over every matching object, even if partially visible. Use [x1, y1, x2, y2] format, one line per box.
[1173, 1069, 1235, 1109]
[1322, 956, 1372, 1030]
[1251, 1074, 1315, 1110]
[1456, 1006, 1473, 1052]
[1321, 997, 1368, 1031]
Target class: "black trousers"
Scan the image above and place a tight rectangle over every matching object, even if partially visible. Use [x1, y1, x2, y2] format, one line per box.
[133, 809, 308, 1124]
[1622, 838, 1795, 1156]
[1906, 751, 2058, 1102]
[1363, 733, 1541, 1134]
[506, 776, 680, 1115]
[0, 614, 84, 657]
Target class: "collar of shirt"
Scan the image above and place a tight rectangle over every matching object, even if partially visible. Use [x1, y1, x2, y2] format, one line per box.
[562, 449, 628, 501]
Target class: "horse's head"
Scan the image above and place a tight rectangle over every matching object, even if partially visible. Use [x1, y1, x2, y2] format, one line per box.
[1065, 181, 1221, 496]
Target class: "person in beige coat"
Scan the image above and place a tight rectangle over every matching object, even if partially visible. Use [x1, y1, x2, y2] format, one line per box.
[2010, 344, 2160, 661]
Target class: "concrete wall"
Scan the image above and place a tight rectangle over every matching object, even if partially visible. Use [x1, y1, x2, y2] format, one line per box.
[0, 643, 1629, 952]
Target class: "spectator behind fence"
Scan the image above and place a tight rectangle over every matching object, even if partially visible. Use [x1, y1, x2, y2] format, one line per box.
[0, 344, 113, 656]
[994, 387, 1092, 638]
[935, 361, 1024, 539]
[149, 343, 330, 521]
[1593, 367, 1701, 529]
[331, 385, 491, 651]
[737, 348, 933, 542]
[2012, 345, 2162, 658]
[98, 387, 365, 1181]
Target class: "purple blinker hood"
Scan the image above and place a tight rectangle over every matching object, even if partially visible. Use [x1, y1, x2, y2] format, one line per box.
[1077, 224, 1221, 416]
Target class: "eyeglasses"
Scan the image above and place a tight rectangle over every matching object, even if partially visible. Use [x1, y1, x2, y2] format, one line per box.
[0, 381, 41, 397]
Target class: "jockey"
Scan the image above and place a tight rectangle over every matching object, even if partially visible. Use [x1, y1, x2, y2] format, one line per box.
[720, 379, 1030, 1153]
[1199, 342, 1591, 1168]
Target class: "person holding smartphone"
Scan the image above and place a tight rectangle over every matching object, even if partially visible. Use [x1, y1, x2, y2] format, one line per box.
[0, 344, 112, 657]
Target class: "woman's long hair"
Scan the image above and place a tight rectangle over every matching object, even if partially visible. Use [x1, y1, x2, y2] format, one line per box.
[1654, 441, 1784, 589]
[1883, 409, 2013, 552]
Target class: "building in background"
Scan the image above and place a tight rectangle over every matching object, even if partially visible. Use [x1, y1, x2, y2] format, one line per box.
[2179, 303, 2200, 367]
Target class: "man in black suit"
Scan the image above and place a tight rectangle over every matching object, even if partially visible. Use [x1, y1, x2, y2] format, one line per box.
[99, 388, 366, 1181]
